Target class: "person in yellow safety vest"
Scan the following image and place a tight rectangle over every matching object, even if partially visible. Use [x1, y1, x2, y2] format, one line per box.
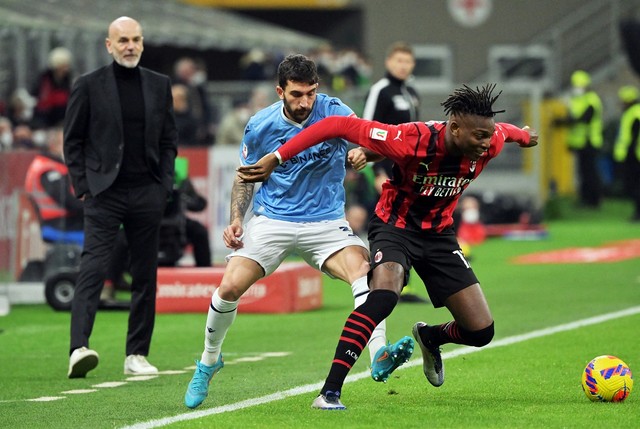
[613, 85, 640, 221]
[555, 70, 604, 208]
[24, 126, 84, 244]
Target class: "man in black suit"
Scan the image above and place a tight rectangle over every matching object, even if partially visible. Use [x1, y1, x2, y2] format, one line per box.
[64, 16, 178, 378]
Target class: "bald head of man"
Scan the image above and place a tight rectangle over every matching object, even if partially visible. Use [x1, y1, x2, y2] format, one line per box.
[105, 16, 144, 68]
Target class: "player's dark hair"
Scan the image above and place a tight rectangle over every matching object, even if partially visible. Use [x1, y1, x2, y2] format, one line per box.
[277, 54, 319, 89]
[441, 84, 505, 117]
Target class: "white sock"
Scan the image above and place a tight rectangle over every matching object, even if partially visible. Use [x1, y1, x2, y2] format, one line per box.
[200, 288, 238, 366]
[351, 276, 388, 363]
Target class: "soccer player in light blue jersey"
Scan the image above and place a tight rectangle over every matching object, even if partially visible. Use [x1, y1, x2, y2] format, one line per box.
[184, 54, 414, 409]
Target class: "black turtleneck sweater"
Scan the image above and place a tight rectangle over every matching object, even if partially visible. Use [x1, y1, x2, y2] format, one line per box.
[112, 61, 154, 188]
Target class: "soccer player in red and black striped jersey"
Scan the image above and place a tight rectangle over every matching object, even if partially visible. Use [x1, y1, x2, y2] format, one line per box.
[238, 84, 538, 410]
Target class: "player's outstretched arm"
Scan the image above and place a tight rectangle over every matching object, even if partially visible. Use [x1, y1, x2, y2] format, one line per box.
[496, 123, 539, 148]
[237, 153, 279, 183]
[238, 115, 365, 182]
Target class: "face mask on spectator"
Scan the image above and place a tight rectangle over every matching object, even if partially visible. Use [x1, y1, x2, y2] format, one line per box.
[0, 131, 12, 148]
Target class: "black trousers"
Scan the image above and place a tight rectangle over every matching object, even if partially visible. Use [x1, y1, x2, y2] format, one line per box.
[70, 183, 166, 356]
[576, 145, 602, 207]
[622, 158, 640, 218]
[185, 218, 211, 267]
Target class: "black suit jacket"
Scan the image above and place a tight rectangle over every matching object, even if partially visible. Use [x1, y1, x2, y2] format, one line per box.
[64, 63, 178, 198]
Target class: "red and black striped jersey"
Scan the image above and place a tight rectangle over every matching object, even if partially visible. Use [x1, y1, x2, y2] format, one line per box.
[276, 115, 531, 233]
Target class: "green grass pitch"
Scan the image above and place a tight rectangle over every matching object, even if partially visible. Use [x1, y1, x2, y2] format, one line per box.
[0, 198, 638, 428]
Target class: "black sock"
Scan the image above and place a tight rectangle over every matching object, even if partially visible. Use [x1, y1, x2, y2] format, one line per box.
[320, 289, 398, 395]
[425, 321, 457, 346]
[426, 321, 494, 348]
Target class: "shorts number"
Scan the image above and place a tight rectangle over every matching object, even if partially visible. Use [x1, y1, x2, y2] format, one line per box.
[339, 226, 356, 237]
[452, 250, 470, 268]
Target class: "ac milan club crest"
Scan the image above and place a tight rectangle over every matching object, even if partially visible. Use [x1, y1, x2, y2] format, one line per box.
[447, 0, 493, 28]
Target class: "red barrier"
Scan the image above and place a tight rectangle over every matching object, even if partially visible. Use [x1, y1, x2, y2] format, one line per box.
[156, 262, 323, 313]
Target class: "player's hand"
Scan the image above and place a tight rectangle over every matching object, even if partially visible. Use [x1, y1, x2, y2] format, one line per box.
[521, 126, 539, 148]
[223, 221, 244, 249]
[347, 148, 368, 171]
[237, 153, 279, 183]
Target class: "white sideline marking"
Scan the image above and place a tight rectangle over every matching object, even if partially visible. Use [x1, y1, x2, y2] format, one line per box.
[126, 375, 158, 382]
[28, 396, 65, 402]
[93, 382, 128, 388]
[61, 389, 97, 394]
[122, 305, 640, 429]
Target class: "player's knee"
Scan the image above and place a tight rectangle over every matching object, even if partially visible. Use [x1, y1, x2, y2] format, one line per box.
[465, 322, 494, 347]
[216, 283, 244, 302]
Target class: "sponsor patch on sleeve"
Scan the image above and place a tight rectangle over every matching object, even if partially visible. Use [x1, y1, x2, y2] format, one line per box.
[242, 143, 248, 159]
[370, 127, 388, 141]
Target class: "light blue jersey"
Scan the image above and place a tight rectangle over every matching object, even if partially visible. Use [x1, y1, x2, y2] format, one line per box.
[240, 93, 354, 222]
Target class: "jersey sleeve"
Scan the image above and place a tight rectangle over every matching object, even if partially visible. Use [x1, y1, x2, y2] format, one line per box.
[495, 123, 531, 146]
[239, 120, 261, 166]
[275, 116, 411, 163]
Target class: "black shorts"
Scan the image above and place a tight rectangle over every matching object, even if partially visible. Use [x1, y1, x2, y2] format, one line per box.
[368, 216, 478, 308]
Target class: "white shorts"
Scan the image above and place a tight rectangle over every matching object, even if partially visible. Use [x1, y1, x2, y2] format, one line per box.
[226, 215, 368, 277]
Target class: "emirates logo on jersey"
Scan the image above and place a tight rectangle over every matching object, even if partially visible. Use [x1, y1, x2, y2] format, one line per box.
[374, 250, 383, 263]
[412, 174, 474, 198]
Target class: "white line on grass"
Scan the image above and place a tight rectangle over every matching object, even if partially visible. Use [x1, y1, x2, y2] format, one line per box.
[122, 305, 640, 429]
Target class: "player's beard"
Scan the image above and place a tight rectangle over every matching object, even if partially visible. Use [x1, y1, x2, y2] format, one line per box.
[282, 100, 311, 123]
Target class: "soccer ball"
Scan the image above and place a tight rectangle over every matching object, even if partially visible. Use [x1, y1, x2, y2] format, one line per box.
[581, 355, 633, 402]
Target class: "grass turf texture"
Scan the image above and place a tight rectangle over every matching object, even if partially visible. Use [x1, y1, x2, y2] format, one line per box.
[0, 198, 638, 428]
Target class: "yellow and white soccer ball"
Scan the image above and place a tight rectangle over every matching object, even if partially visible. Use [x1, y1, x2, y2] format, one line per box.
[581, 355, 633, 402]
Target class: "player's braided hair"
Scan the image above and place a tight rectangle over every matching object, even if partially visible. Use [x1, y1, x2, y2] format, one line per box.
[441, 84, 505, 117]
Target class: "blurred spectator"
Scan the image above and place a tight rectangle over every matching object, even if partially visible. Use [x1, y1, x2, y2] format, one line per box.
[32, 47, 73, 128]
[12, 124, 36, 150]
[554, 70, 604, 208]
[7, 88, 36, 127]
[309, 44, 372, 93]
[248, 84, 272, 113]
[456, 196, 487, 246]
[344, 160, 377, 215]
[172, 84, 199, 146]
[217, 85, 273, 147]
[332, 47, 372, 92]
[345, 203, 369, 243]
[180, 177, 212, 267]
[170, 156, 212, 267]
[24, 126, 84, 236]
[239, 48, 269, 81]
[309, 43, 336, 88]
[363, 41, 420, 196]
[0, 117, 13, 151]
[173, 57, 215, 146]
[216, 98, 251, 146]
[613, 85, 640, 221]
